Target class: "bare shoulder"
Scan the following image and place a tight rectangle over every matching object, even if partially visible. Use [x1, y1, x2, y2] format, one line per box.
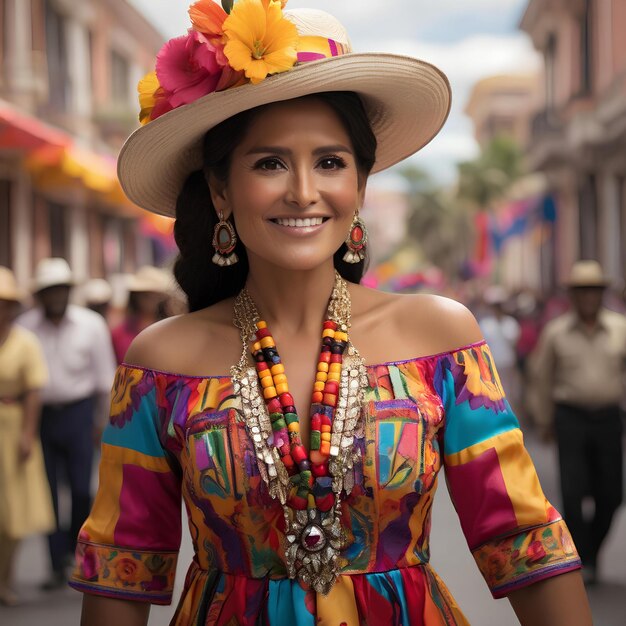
[397, 293, 484, 351]
[349, 284, 483, 361]
[123, 298, 241, 376]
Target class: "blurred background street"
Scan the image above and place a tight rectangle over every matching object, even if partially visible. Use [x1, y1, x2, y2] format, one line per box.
[1, 0, 626, 624]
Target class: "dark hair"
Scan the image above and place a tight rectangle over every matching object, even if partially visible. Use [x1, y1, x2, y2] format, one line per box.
[173, 91, 377, 312]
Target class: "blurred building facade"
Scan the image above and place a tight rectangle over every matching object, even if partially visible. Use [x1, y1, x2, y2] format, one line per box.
[0, 0, 169, 290]
[521, 0, 626, 287]
[464, 73, 556, 293]
[465, 74, 541, 148]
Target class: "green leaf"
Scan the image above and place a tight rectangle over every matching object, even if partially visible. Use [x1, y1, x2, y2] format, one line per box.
[222, 0, 234, 13]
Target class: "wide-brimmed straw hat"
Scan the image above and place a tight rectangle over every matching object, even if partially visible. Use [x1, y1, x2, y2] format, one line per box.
[565, 260, 610, 288]
[126, 266, 172, 293]
[118, 2, 451, 217]
[0, 266, 23, 302]
[31, 258, 74, 293]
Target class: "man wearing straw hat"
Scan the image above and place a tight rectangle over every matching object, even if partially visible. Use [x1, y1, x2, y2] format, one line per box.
[532, 260, 626, 585]
[17, 258, 116, 590]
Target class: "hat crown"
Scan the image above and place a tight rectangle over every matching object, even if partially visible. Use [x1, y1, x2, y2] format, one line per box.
[127, 265, 171, 293]
[33, 257, 73, 291]
[285, 9, 352, 50]
[567, 260, 608, 287]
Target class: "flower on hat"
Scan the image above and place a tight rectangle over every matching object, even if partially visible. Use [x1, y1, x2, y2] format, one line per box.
[137, 0, 296, 125]
[189, 0, 228, 37]
[138, 72, 173, 125]
[223, 0, 298, 84]
[156, 31, 227, 108]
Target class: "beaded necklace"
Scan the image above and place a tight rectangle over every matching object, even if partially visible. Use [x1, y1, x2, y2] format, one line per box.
[231, 272, 367, 594]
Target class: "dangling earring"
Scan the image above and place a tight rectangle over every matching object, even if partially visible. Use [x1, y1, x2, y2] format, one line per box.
[212, 211, 239, 266]
[343, 213, 367, 264]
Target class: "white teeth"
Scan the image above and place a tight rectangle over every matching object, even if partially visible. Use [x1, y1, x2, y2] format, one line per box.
[274, 217, 325, 227]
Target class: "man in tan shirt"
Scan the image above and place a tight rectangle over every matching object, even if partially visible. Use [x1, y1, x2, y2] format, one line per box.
[531, 260, 626, 584]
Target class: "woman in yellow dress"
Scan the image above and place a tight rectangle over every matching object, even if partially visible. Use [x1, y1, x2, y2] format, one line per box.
[0, 267, 55, 605]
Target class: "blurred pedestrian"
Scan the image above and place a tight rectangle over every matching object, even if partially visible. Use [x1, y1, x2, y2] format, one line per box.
[16, 258, 116, 590]
[479, 285, 521, 411]
[0, 267, 55, 606]
[530, 260, 626, 584]
[81, 278, 113, 319]
[110, 265, 170, 364]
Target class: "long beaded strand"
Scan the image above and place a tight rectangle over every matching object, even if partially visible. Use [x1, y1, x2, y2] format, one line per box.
[249, 318, 348, 514]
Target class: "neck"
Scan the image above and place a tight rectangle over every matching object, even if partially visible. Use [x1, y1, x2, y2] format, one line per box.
[245, 259, 338, 335]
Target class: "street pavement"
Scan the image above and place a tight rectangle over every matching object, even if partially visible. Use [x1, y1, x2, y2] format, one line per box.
[2, 430, 625, 625]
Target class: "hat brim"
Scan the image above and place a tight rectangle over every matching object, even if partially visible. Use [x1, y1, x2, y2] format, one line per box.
[566, 279, 609, 288]
[118, 53, 451, 217]
[0, 290, 22, 303]
[32, 278, 74, 293]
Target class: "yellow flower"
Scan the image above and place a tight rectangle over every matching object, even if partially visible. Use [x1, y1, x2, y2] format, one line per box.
[138, 71, 159, 125]
[223, 0, 298, 85]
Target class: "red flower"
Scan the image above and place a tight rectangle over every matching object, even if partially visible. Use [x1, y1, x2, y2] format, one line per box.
[526, 540, 547, 564]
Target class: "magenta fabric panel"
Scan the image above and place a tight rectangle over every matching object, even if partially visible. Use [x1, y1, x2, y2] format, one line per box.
[445, 447, 518, 549]
[115, 464, 182, 550]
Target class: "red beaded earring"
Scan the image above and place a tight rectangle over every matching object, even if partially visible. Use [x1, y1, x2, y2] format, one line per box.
[212, 211, 239, 266]
[343, 213, 367, 264]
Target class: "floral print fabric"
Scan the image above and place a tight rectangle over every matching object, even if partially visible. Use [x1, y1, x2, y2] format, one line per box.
[70, 342, 580, 624]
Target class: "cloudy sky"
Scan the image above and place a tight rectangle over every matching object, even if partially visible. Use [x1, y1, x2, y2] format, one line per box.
[129, 0, 540, 184]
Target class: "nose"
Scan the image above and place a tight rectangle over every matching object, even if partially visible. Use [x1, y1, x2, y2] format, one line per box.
[285, 165, 321, 209]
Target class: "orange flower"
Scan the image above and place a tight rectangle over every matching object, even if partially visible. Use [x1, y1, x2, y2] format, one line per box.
[114, 557, 142, 584]
[189, 0, 228, 36]
[223, 0, 298, 84]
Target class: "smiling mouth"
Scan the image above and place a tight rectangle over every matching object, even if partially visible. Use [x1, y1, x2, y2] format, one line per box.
[270, 216, 329, 228]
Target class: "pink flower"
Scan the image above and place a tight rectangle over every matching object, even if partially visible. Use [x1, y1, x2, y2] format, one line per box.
[82, 546, 100, 581]
[156, 31, 223, 108]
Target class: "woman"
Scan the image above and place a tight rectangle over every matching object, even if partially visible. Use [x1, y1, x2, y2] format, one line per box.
[111, 266, 171, 364]
[70, 2, 592, 624]
[0, 267, 54, 605]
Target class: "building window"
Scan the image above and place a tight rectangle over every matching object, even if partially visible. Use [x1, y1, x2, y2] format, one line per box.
[580, 0, 593, 95]
[579, 173, 598, 260]
[110, 50, 130, 105]
[0, 0, 7, 77]
[545, 33, 557, 111]
[45, 0, 70, 112]
[0, 179, 11, 268]
[48, 200, 68, 258]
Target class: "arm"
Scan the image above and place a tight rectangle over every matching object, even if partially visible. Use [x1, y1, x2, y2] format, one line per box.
[19, 388, 42, 461]
[81, 595, 150, 626]
[527, 326, 556, 438]
[508, 570, 592, 626]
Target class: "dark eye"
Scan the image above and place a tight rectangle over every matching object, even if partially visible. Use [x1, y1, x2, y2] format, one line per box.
[254, 158, 285, 171]
[318, 156, 347, 170]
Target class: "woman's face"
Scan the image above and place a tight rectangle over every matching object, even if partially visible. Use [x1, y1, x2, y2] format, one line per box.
[211, 98, 365, 272]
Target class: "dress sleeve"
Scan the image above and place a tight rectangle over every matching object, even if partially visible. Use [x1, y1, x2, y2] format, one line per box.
[434, 342, 581, 599]
[69, 365, 182, 605]
[19, 329, 48, 390]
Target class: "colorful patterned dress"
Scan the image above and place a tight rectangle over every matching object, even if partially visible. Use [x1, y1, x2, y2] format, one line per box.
[70, 342, 580, 625]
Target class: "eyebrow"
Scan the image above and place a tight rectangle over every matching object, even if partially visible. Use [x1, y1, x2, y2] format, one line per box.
[245, 144, 353, 156]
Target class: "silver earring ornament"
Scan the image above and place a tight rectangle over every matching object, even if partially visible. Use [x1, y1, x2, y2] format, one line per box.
[211, 211, 239, 266]
[343, 213, 367, 264]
